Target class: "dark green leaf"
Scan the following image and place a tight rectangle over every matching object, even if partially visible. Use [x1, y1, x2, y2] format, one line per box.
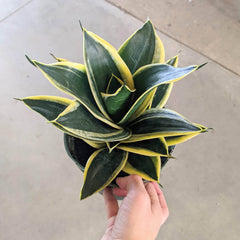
[151, 55, 178, 108]
[118, 138, 169, 156]
[118, 20, 156, 74]
[83, 30, 134, 118]
[17, 96, 87, 139]
[102, 83, 134, 122]
[106, 142, 120, 153]
[123, 153, 160, 182]
[166, 133, 201, 146]
[161, 145, 175, 168]
[18, 96, 71, 121]
[106, 74, 122, 94]
[80, 148, 128, 199]
[125, 108, 202, 142]
[119, 63, 198, 124]
[151, 84, 173, 108]
[52, 101, 131, 142]
[133, 64, 197, 100]
[26, 56, 120, 129]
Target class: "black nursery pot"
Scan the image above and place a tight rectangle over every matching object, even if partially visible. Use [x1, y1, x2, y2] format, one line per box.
[64, 133, 175, 188]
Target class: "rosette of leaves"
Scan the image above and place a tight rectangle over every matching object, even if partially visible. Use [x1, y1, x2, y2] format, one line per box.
[17, 20, 207, 200]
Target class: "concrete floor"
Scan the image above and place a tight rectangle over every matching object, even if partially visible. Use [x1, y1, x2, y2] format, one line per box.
[1, 0, 240, 239]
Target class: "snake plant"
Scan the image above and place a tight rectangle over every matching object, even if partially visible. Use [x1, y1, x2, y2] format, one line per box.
[17, 20, 207, 200]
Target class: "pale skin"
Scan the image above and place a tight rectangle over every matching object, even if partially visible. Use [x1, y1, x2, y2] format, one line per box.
[101, 175, 169, 240]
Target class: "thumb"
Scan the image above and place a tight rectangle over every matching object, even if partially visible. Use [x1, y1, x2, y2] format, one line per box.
[116, 175, 145, 193]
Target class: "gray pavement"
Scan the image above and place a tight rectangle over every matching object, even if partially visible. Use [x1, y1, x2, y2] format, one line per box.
[107, 0, 240, 75]
[1, 0, 240, 239]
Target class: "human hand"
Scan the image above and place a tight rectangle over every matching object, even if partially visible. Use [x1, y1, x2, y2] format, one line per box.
[101, 175, 169, 240]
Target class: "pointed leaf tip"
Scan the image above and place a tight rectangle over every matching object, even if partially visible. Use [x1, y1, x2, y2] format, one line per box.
[46, 119, 55, 124]
[158, 183, 163, 188]
[197, 62, 208, 70]
[50, 53, 57, 61]
[78, 20, 84, 31]
[25, 55, 36, 67]
[203, 127, 213, 133]
[79, 190, 85, 200]
[80, 190, 88, 200]
[80, 193, 83, 200]
[13, 97, 22, 101]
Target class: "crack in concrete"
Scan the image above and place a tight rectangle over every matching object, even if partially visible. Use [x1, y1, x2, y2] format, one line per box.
[0, 0, 34, 24]
[105, 0, 240, 77]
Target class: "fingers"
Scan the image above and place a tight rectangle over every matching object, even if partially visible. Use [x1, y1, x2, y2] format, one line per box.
[116, 174, 146, 193]
[103, 188, 119, 219]
[145, 182, 159, 209]
[152, 182, 169, 223]
[112, 187, 128, 197]
[116, 176, 168, 216]
[152, 182, 168, 209]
